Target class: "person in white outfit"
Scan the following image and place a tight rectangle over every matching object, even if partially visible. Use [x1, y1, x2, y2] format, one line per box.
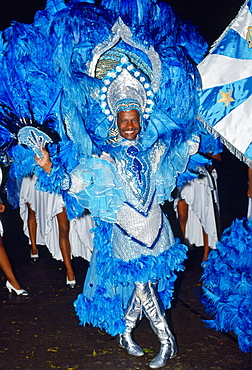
[0, 167, 28, 296]
[20, 175, 94, 287]
[174, 153, 221, 261]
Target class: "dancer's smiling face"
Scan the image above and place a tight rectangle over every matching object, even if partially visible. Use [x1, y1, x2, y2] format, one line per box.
[117, 110, 141, 140]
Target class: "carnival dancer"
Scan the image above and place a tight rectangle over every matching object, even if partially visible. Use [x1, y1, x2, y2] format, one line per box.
[0, 0, 208, 367]
[0, 166, 28, 296]
[172, 128, 222, 261]
[35, 53, 201, 368]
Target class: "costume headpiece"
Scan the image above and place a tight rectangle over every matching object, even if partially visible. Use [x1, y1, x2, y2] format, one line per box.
[0, 0, 208, 157]
[98, 55, 154, 139]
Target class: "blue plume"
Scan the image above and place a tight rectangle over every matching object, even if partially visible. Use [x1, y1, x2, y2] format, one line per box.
[46, 0, 67, 13]
[201, 218, 252, 353]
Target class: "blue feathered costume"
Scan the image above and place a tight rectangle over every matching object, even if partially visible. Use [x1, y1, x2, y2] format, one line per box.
[0, 0, 212, 368]
[201, 218, 252, 353]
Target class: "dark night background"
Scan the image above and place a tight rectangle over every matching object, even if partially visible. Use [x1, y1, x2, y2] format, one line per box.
[0, 0, 248, 231]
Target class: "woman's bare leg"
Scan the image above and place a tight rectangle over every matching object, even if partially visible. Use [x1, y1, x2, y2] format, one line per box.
[202, 228, 210, 262]
[57, 208, 75, 281]
[177, 199, 188, 241]
[0, 240, 21, 290]
[27, 203, 38, 256]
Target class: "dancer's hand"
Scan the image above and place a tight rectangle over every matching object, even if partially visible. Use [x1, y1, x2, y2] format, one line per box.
[34, 145, 52, 174]
[0, 203, 5, 213]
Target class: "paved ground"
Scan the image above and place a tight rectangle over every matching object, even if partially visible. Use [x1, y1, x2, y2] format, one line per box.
[0, 206, 251, 370]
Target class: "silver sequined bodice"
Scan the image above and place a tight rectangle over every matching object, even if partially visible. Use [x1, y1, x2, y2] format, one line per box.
[111, 141, 175, 261]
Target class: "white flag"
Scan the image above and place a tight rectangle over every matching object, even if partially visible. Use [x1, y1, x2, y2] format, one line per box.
[198, 0, 252, 167]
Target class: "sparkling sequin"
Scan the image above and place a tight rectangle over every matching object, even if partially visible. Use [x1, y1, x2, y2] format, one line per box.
[112, 208, 175, 262]
[69, 175, 86, 193]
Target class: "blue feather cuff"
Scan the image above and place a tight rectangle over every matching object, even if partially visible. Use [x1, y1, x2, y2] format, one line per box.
[34, 157, 70, 194]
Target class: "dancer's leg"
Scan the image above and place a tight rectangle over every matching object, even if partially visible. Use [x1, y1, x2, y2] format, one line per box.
[0, 241, 21, 290]
[118, 289, 144, 356]
[27, 202, 38, 256]
[177, 199, 188, 241]
[56, 208, 75, 282]
[202, 228, 210, 262]
[135, 281, 177, 368]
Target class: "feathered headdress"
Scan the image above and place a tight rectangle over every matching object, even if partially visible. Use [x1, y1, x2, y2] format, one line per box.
[0, 0, 208, 157]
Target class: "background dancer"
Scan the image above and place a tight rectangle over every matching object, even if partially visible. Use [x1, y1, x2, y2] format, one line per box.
[0, 166, 28, 296]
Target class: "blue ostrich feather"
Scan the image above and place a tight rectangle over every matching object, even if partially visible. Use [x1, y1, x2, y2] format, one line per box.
[0, 15, 63, 157]
[201, 218, 252, 353]
[46, 0, 67, 13]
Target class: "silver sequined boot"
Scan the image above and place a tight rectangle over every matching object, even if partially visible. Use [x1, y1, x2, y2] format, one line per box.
[117, 290, 144, 357]
[135, 281, 178, 368]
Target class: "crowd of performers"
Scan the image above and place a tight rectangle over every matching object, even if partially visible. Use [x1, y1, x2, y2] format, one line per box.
[0, 0, 251, 367]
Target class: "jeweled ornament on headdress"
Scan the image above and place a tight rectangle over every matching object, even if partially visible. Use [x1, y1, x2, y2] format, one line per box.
[88, 18, 162, 93]
[98, 56, 154, 132]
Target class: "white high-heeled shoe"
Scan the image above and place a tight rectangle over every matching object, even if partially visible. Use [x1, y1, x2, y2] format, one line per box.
[66, 277, 76, 288]
[30, 250, 39, 261]
[6, 281, 28, 296]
